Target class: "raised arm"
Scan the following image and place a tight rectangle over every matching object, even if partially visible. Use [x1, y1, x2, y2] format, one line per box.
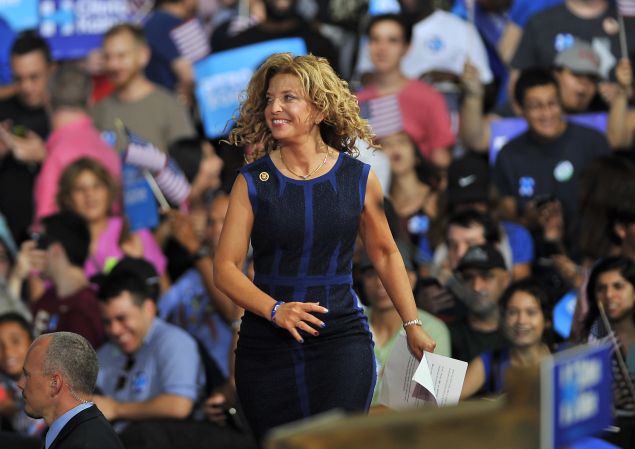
[459, 61, 490, 152]
[607, 58, 634, 149]
[359, 171, 436, 359]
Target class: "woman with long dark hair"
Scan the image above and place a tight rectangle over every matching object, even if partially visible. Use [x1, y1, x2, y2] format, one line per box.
[461, 278, 553, 398]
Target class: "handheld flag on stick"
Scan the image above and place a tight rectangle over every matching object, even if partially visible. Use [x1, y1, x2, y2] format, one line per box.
[114, 119, 172, 213]
[115, 120, 192, 208]
[125, 141, 167, 172]
[170, 19, 211, 63]
[154, 159, 192, 206]
[617, 0, 635, 57]
[597, 300, 635, 404]
[359, 94, 403, 140]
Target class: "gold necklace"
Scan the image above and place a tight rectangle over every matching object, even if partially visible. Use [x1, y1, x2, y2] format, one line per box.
[280, 147, 329, 180]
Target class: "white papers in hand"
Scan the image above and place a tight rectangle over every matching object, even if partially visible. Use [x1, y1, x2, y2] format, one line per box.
[379, 333, 467, 410]
[413, 351, 467, 406]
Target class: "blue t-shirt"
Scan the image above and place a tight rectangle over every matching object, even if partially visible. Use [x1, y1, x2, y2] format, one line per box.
[501, 220, 534, 265]
[452, 0, 563, 28]
[508, 0, 563, 27]
[143, 11, 183, 91]
[0, 17, 15, 86]
[157, 269, 233, 377]
[451, 0, 562, 104]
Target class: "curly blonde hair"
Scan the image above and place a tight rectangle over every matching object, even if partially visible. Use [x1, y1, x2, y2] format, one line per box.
[227, 53, 376, 161]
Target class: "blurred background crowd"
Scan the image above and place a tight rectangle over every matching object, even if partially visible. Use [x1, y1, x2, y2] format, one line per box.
[0, 0, 634, 448]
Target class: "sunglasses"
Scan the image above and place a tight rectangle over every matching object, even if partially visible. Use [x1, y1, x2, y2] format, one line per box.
[115, 355, 136, 391]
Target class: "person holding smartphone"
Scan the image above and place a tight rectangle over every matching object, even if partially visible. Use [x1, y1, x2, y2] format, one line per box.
[0, 31, 54, 244]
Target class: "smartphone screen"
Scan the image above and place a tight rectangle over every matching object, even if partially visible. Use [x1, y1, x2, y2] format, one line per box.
[12, 125, 28, 138]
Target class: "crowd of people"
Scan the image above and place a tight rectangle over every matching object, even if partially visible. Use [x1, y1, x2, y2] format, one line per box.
[0, 0, 635, 448]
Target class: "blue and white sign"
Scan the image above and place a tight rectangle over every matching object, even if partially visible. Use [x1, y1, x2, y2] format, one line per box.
[122, 162, 159, 232]
[40, 0, 142, 60]
[368, 0, 401, 15]
[194, 38, 307, 139]
[489, 113, 608, 165]
[553, 290, 577, 339]
[0, 0, 38, 31]
[541, 344, 612, 449]
[0, 0, 153, 60]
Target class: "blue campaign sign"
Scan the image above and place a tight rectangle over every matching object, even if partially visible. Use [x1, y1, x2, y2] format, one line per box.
[540, 344, 613, 449]
[122, 162, 159, 232]
[0, 0, 153, 60]
[39, 0, 139, 60]
[553, 290, 577, 339]
[0, 0, 38, 30]
[194, 38, 307, 139]
[489, 112, 608, 165]
[368, 0, 401, 15]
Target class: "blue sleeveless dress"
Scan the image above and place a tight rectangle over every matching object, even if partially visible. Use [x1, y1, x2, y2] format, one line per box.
[235, 151, 377, 440]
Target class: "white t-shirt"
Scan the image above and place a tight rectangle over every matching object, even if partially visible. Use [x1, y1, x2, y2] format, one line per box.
[355, 10, 493, 84]
[355, 139, 391, 194]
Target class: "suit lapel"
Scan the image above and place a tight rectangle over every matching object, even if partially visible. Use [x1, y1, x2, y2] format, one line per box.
[48, 405, 99, 449]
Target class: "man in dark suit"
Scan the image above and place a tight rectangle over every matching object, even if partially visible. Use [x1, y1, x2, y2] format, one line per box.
[17, 331, 124, 449]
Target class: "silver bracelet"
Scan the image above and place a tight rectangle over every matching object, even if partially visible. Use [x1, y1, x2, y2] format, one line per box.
[403, 319, 422, 329]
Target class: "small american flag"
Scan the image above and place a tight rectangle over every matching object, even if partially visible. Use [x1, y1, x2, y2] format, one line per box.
[129, 0, 154, 23]
[359, 94, 403, 139]
[125, 142, 167, 173]
[170, 19, 211, 63]
[155, 159, 192, 206]
[617, 0, 635, 17]
[126, 130, 190, 206]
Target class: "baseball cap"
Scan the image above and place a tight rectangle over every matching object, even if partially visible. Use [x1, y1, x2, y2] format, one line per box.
[447, 152, 490, 206]
[456, 243, 506, 272]
[554, 41, 602, 78]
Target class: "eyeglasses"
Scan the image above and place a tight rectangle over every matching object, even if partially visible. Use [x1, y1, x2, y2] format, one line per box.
[115, 355, 135, 391]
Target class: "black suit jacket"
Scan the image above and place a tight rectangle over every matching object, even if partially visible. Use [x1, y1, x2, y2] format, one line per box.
[48, 405, 124, 449]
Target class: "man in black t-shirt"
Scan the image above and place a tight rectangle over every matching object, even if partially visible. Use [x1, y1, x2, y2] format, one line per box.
[494, 69, 610, 245]
[508, 0, 635, 101]
[0, 31, 53, 243]
[449, 244, 510, 363]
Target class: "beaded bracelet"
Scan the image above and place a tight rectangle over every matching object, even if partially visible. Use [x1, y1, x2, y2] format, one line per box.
[403, 319, 422, 329]
[270, 301, 284, 327]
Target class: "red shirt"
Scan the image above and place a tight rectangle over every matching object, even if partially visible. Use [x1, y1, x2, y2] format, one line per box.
[32, 286, 106, 348]
[356, 79, 455, 158]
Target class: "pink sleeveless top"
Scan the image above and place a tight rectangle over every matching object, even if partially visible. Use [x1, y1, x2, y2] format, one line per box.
[84, 217, 167, 278]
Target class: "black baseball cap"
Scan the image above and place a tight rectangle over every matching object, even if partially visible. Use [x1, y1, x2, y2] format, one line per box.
[447, 153, 490, 206]
[456, 243, 506, 272]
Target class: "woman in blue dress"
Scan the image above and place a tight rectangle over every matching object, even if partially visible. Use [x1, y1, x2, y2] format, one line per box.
[214, 53, 436, 442]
